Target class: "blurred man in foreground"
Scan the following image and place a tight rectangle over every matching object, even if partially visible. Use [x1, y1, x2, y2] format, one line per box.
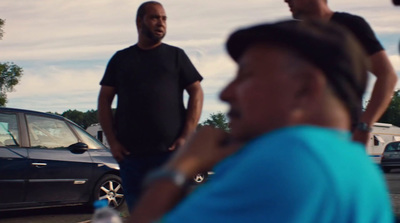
[129, 20, 394, 223]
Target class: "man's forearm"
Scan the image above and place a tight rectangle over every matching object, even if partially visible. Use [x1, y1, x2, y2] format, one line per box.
[181, 83, 203, 138]
[362, 50, 398, 126]
[129, 126, 238, 223]
[182, 95, 203, 137]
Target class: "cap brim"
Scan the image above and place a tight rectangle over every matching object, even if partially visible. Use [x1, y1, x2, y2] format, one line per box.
[226, 20, 301, 61]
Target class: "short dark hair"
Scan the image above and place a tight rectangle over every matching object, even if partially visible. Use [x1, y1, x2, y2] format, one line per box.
[136, 1, 162, 20]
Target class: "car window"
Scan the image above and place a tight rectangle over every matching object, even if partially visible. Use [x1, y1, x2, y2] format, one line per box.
[26, 115, 78, 149]
[0, 113, 19, 146]
[386, 142, 400, 152]
[71, 125, 106, 149]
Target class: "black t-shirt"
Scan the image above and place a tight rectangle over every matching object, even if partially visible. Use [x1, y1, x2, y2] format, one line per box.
[100, 43, 203, 155]
[331, 12, 383, 55]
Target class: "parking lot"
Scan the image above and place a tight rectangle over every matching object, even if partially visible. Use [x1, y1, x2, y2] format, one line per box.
[1, 171, 400, 222]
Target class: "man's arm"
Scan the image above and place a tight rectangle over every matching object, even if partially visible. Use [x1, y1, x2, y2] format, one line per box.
[129, 127, 241, 223]
[169, 81, 204, 150]
[98, 86, 130, 161]
[353, 50, 397, 144]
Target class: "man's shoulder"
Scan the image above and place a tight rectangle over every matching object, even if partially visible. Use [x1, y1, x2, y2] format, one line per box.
[332, 12, 367, 25]
[331, 11, 383, 54]
[115, 44, 138, 54]
[250, 126, 348, 143]
[244, 126, 360, 158]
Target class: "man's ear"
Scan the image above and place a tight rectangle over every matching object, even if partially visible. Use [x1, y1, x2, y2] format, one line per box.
[136, 17, 142, 30]
[294, 68, 326, 105]
[289, 69, 326, 122]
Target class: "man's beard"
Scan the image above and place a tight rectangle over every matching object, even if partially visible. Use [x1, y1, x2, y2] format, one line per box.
[142, 23, 165, 43]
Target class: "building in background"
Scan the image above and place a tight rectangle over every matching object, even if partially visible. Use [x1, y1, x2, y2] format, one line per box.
[86, 123, 109, 147]
[368, 123, 400, 163]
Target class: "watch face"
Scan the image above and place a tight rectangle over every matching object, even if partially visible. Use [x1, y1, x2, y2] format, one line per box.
[357, 123, 371, 132]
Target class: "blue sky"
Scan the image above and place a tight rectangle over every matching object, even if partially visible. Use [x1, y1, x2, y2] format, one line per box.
[0, 0, 399, 122]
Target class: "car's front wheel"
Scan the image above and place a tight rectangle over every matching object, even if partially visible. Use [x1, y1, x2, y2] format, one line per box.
[93, 174, 125, 210]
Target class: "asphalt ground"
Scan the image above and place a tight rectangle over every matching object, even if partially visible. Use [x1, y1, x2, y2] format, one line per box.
[1, 179, 400, 222]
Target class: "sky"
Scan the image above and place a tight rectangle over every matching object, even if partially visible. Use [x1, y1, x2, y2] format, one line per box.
[0, 0, 399, 122]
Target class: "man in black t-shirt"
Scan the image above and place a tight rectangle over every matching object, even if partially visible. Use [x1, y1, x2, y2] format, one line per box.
[98, 1, 203, 211]
[284, 0, 397, 146]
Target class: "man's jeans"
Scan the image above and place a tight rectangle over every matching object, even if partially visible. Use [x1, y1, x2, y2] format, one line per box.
[118, 152, 173, 211]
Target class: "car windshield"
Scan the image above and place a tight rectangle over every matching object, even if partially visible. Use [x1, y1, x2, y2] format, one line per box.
[385, 142, 400, 152]
[71, 124, 106, 149]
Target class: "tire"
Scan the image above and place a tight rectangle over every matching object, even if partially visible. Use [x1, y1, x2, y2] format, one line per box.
[93, 174, 125, 210]
[192, 172, 208, 184]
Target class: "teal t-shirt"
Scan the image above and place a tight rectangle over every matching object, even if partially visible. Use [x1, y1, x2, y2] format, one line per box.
[163, 126, 394, 223]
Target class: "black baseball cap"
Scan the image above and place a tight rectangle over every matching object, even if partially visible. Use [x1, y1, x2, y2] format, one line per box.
[226, 20, 369, 126]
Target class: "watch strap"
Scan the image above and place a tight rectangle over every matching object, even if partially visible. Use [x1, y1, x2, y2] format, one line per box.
[143, 168, 189, 189]
[356, 122, 372, 132]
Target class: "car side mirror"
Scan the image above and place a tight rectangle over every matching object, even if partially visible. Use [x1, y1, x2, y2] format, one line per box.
[69, 142, 89, 154]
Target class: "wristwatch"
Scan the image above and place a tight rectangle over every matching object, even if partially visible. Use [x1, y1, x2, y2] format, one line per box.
[143, 168, 188, 189]
[356, 122, 372, 132]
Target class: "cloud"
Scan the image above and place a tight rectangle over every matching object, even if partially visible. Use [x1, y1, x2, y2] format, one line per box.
[389, 54, 400, 71]
[389, 54, 400, 91]
[7, 64, 103, 113]
[1, 0, 400, 120]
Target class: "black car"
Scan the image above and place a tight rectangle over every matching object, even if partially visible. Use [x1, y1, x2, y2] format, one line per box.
[381, 141, 400, 173]
[0, 108, 124, 211]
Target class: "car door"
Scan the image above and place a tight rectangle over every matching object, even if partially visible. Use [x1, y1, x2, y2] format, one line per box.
[0, 112, 28, 208]
[25, 114, 94, 203]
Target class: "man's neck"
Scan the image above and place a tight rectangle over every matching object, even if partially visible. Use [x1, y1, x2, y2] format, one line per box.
[137, 39, 162, 50]
[311, 96, 352, 131]
[302, 4, 334, 21]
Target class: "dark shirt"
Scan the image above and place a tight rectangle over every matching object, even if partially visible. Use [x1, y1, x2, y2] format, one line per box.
[100, 43, 202, 155]
[331, 12, 383, 56]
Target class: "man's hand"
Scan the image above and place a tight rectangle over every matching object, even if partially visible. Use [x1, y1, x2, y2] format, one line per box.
[352, 129, 371, 146]
[165, 126, 242, 177]
[168, 137, 186, 151]
[110, 141, 130, 162]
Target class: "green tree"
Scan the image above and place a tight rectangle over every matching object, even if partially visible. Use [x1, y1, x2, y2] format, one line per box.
[61, 109, 98, 129]
[378, 90, 400, 127]
[84, 109, 98, 128]
[0, 19, 4, 39]
[198, 112, 230, 132]
[62, 109, 85, 127]
[0, 63, 23, 106]
[0, 18, 23, 106]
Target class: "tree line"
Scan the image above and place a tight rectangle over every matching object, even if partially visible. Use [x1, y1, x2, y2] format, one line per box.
[377, 89, 400, 127]
[48, 109, 99, 129]
[51, 109, 230, 131]
[56, 88, 400, 131]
